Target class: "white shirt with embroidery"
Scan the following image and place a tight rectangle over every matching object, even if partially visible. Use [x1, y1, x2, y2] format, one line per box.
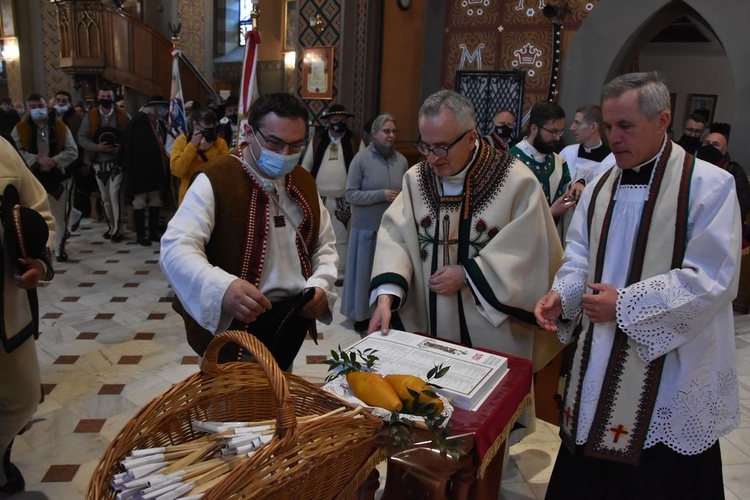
[160, 168, 338, 334]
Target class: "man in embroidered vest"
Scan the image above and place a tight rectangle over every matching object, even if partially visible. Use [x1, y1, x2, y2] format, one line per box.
[120, 96, 170, 246]
[53, 90, 84, 261]
[301, 104, 365, 287]
[78, 86, 130, 242]
[509, 101, 577, 222]
[369, 92, 563, 480]
[160, 93, 338, 370]
[535, 72, 741, 499]
[485, 108, 516, 152]
[12, 93, 78, 262]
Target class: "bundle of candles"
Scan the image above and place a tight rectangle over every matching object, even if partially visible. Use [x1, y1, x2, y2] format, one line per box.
[110, 407, 360, 499]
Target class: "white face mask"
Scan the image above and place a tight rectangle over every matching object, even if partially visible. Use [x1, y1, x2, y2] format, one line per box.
[30, 107, 48, 121]
[54, 104, 70, 115]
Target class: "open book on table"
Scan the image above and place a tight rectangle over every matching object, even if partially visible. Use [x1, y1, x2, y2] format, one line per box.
[342, 330, 508, 412]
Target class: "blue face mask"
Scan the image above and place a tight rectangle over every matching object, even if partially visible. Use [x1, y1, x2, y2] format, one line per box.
[251, 130, 301, 178]
[30, 107, 48, 121]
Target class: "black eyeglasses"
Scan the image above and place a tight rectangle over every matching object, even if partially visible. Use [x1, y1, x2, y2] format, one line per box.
[254, 128, 308, 154]
[415, 129, 472, 158]
[539, 126, 564, 137]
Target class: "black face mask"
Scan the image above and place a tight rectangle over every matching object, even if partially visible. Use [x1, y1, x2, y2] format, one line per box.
[696, 144, 723, 166]
[201, 128, 217, 143]
[99, 98, 114, 110]
[533, 133, 557, 155]
[495, 125, 514, 139]
[329, 122, 347, 134]
[677, 134, 701, 152]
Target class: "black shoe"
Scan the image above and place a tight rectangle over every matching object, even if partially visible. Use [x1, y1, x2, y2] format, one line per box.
[56, 251, 68, 262]
[110, 231, 124, 243]
[103, 230, 112, 240]
[353, 319, 370, 333]
[137, 236, 152, 247]
[335, 279, 344, 287]
[149, 232, 160, 242]
[0, 462, 25, 494]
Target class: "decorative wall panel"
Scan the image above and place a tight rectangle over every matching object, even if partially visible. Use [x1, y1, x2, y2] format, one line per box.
[42, 1, 69, 98]
[178, 0, 205, 73]
[441, 0, 601, 121]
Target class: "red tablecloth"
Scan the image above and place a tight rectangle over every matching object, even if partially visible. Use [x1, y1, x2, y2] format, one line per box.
[448, 350, 533, 478]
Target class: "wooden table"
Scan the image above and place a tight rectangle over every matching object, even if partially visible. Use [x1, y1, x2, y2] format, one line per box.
[359, 352, 533, 499]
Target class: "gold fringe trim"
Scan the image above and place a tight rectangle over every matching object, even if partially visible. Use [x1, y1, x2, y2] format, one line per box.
[335, 448, 388, 499]
[476, 393, 533, 479]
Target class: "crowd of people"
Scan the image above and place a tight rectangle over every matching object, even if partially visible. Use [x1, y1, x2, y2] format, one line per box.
[0, 71, 747, 498]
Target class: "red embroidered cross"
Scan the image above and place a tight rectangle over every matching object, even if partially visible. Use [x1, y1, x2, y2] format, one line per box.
[609, 424, 629, 443]
[564, 407, 572, 424]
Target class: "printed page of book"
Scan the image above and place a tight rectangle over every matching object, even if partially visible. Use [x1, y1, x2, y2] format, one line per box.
[345, 330, 508, 411]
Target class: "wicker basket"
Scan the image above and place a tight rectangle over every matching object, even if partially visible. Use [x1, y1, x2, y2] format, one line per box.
[87, 330, 384, 499]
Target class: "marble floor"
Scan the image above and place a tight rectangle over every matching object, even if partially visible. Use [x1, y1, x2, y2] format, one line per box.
[2, 216, 750, 499]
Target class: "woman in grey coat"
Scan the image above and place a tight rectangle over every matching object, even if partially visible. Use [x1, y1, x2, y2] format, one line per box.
[341, 114, 408, 331]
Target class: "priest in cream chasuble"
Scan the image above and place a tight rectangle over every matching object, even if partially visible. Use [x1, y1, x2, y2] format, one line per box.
[369, 90, 563, 372]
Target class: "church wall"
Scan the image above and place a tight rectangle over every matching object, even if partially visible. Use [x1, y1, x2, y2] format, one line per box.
[379, 1, 427, 148]
[640, 50, 733, 131]
[559, 0, 750, 172]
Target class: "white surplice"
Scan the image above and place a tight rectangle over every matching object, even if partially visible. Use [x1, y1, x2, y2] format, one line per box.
[552, 151, 741, 455]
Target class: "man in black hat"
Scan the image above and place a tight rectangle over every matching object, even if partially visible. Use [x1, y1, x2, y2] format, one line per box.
[78, 86, 131, 242]
[0, 137, 55, 494]
[120, 96, 170, 246]
[698, 123, 749, 236]
[302, 104, 364, 286]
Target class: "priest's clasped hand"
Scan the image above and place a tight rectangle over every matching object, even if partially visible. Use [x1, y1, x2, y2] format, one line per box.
[583, 282, 618, 323]
[222, 279, 272, 324]
[428, 265, 466, 296]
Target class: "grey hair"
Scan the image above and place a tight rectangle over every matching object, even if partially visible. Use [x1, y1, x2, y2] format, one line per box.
[601, 72, 671, 120]
[419, 90, 476, 130]
[371, 113, 395, 134]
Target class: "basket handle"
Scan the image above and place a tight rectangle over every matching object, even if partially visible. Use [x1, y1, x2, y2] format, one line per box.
[201, 330, 298, 439]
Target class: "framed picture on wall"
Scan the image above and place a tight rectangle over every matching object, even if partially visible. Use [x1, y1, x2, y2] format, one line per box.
[686, 94, 718, 123]
[282, 1, 297, 52]
[300, 46, 334, 100]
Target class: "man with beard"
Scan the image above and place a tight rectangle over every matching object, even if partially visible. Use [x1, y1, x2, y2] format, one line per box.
[485, 108, 516, 151]
[302, 104, 365, 286]
[675, 112, 706, 156]
[509, 101, 577, 220]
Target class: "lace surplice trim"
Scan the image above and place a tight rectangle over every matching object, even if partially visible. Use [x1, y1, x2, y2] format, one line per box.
[616, 278, 707, 363]
[645, 370, 740, 454]
[552, 271, 586, 342]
